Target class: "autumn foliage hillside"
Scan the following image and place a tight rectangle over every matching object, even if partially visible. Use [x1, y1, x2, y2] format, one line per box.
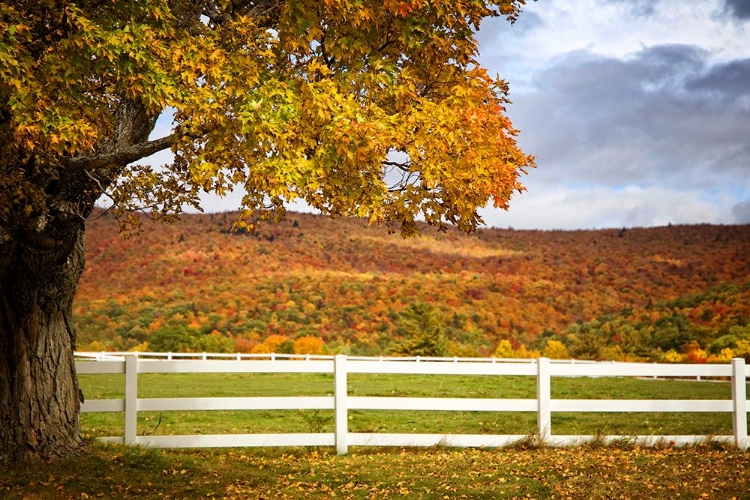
[73, 211, 750, 362]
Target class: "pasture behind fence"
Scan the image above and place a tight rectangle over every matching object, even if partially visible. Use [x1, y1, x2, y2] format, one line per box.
[75, 353, 749, 452]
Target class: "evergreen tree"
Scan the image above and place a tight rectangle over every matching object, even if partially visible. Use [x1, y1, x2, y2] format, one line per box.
[392, 303, 448, 357]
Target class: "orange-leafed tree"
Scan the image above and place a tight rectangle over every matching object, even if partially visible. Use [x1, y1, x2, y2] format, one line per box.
[293, 335, 324, 355]
[251, 334, 293, 354]
[0, 0, 534, 464]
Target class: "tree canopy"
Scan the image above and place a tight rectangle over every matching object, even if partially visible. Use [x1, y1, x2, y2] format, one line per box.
[1, 0, 533, 237]
[0, 0, 533, 464]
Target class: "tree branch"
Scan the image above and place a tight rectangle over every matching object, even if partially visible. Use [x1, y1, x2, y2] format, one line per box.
[61, 133, 178, 170]
[382, 160, 411, 172]
[201, 0, 283, 26]
[244, 0, 283, 19]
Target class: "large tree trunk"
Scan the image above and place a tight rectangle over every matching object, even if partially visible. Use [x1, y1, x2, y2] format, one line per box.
[0, 96, 158, 465]
[0, 216, 87, 465]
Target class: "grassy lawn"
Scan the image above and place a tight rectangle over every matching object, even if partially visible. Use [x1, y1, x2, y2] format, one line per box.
[78, 372, 745, 439]
[1, 441, 749, 499]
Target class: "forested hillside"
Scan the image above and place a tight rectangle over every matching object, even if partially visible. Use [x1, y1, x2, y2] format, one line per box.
[73, 211, 750, 362]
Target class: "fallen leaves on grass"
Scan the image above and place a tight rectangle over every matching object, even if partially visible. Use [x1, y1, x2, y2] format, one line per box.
[218, 445, 749, 499]
[1, 443, 749, 499]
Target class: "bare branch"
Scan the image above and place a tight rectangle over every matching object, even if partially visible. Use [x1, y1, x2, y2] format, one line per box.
[83, 170, 110, 197]
[245, 0, 283, 19]
[382, 160, 412, 172]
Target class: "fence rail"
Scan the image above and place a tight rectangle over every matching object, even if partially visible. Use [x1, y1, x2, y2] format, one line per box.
[74, 351, 601, 363]
[75, 353, 749, 453]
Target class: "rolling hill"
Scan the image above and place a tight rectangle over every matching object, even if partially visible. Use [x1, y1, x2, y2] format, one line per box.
[73, 210, 750, 361]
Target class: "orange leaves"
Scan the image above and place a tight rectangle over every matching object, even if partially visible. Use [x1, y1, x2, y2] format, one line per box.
[382, 0, 426, 18]
[293, 336, 325, 355]
[251, 335, 292, 354]
[238, 0, 533, 232]
[397, 2, 414, 17]
[3, 0, 534, 240]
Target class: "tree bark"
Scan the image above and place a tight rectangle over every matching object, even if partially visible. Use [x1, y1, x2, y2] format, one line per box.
[0, 95, 158, 464]
[0, 216, 87, 465]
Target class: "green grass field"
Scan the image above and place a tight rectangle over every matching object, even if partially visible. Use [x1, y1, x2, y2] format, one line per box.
[78, 372, 744, 440]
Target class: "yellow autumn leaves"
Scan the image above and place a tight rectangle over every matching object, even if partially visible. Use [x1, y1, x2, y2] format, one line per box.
[217, 446, 750, 500]
[2, 0, 534, 235]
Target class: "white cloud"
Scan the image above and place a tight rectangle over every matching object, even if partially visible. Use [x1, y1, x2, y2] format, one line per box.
[472, 0, 750, 229]
[482, 185, 731, 230]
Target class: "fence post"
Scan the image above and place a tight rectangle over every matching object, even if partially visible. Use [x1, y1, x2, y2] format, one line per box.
[537, 357, 551, 443]
[124, 355, 138, 445]
[334, 354, 348, 455]
[731, 357, 747, 449]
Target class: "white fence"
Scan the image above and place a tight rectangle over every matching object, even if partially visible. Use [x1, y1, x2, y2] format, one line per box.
[75, 353, 749, 452]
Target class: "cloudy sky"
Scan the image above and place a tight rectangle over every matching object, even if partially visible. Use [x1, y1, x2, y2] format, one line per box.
[475, 0, 750, 229]
[148, 0, 750, 230]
